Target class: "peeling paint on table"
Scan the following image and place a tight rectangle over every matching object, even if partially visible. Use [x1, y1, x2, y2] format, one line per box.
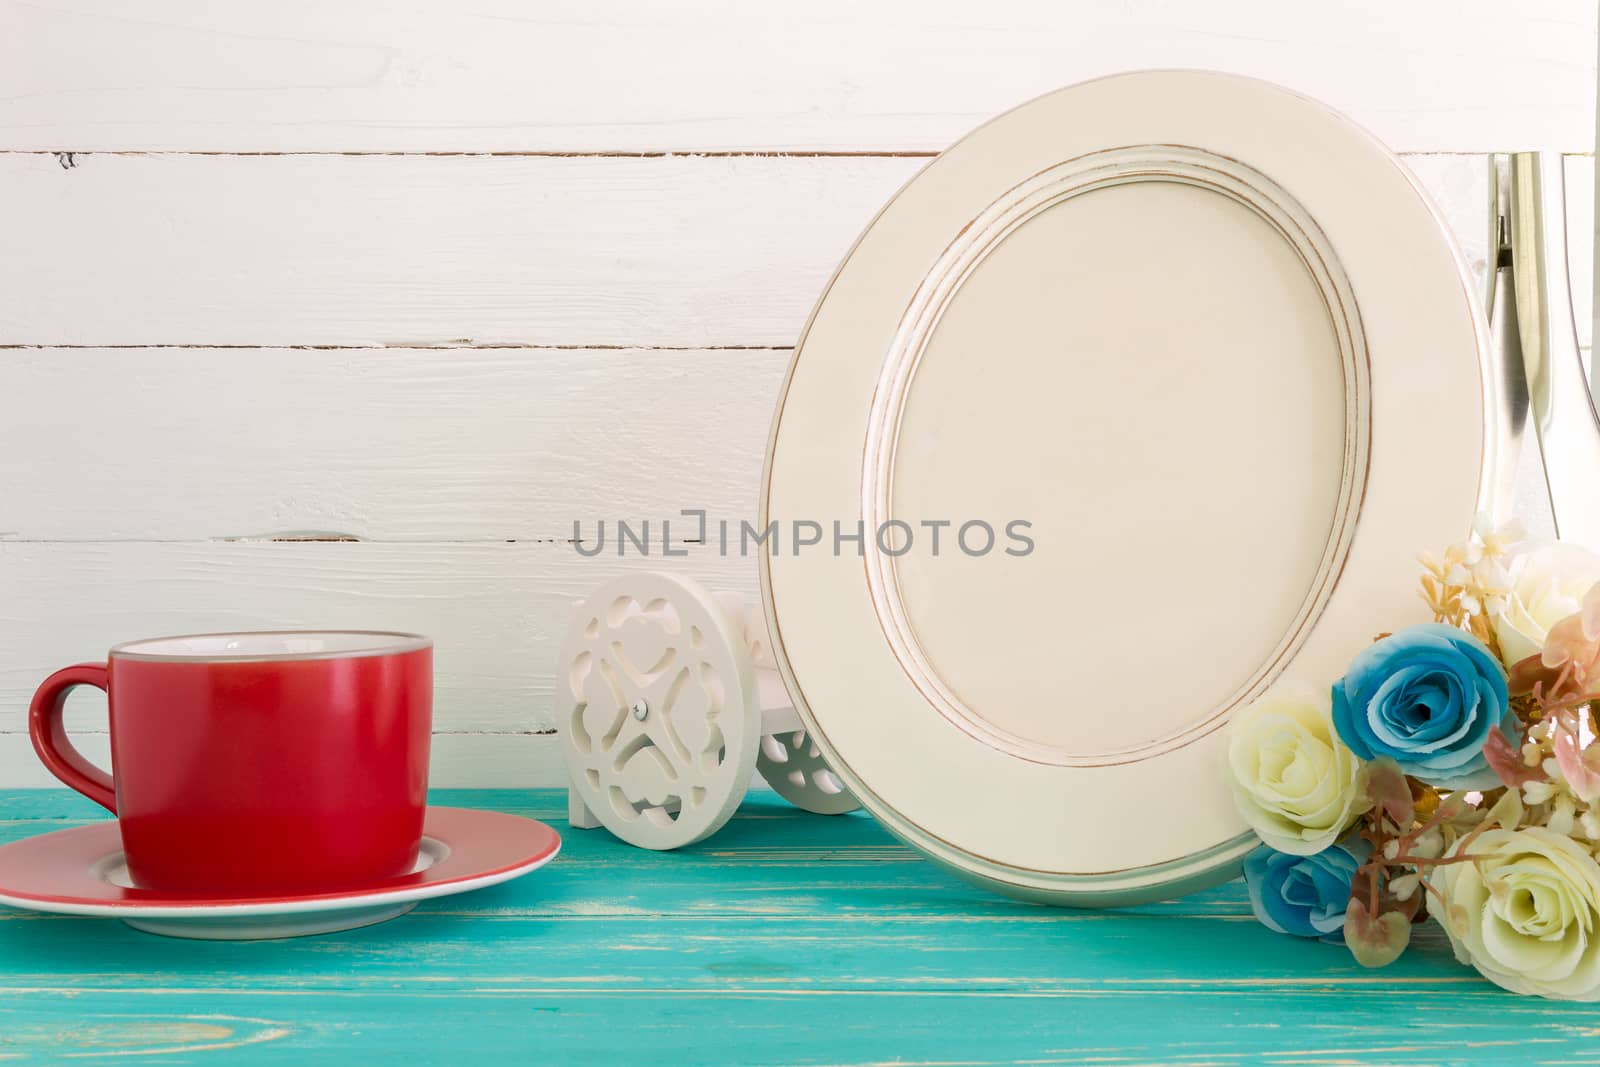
[0, 789, 1593, 1065]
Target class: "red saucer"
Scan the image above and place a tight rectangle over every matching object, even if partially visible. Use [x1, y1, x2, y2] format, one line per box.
[0, 806, 560, 940]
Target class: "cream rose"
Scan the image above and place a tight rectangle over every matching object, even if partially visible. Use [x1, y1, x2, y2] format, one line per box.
[1435, 827, 1600, 1001]
[1228, 684, 1370, 855]
[1494, 544, 1600, 665]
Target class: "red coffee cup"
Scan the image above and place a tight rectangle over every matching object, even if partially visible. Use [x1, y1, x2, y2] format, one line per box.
[29, 631, 432, 895]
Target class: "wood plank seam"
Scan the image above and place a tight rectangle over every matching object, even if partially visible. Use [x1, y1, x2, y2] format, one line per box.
[4, 150, 945, 160]
[0, 344, 795, 351]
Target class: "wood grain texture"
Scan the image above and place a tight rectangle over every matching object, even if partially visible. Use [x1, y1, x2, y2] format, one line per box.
[3, 4, 1593, 805]
[0, 152, 912, 348]
[0, 347, 788, 541]
[1, 788, 1599, 1063]
[0, 155, 1589, 790]
[0, 733, 565, 791]
[0, 152, 1540, 348]
[0, 542, 758, 775]
[0, 1, 1591, 153]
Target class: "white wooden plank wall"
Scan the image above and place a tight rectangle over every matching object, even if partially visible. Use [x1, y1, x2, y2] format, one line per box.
[0, 1, 1594, 786]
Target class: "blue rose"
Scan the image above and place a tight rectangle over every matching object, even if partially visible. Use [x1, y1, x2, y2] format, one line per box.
[1331, 622, 1511, 789]
[1244, 840, 1368, 943]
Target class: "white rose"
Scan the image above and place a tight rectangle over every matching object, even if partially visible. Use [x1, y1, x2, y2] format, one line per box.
[1494, 544, 1600, 665]
[1435, 827, 1600, 1001]
[1228, 684, 1370, 855]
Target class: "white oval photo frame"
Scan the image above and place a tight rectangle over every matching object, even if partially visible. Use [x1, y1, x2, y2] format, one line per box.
[760, 71, 1504, 905]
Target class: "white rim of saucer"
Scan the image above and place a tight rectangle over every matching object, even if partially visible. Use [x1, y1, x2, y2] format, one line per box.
[0, 837, 560, 919]
[109, 630, 432, 663]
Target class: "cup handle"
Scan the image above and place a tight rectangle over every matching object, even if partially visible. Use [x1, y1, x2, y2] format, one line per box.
[29, 664, 116, 813]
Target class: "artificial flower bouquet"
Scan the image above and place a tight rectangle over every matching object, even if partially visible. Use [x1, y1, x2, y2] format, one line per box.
[1230, 519, 1600, 1000]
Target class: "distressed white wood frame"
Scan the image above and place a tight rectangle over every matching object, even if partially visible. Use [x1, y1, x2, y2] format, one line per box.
[0, 1, 1593, 786]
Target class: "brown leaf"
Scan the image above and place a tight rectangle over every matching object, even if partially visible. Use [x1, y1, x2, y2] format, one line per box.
[1344, 896, 1412, 968]
[1410, 780, 1441, 820]
[1363, 758, 1413, 828]
[1509, 653, 1559, 699]
[1483, 726, 1544, 788]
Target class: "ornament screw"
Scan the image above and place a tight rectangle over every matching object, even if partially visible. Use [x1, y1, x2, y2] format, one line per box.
[631, 700, 649, 721]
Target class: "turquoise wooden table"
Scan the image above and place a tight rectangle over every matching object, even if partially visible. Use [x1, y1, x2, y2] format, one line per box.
[0, 789, 1595, 1064]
